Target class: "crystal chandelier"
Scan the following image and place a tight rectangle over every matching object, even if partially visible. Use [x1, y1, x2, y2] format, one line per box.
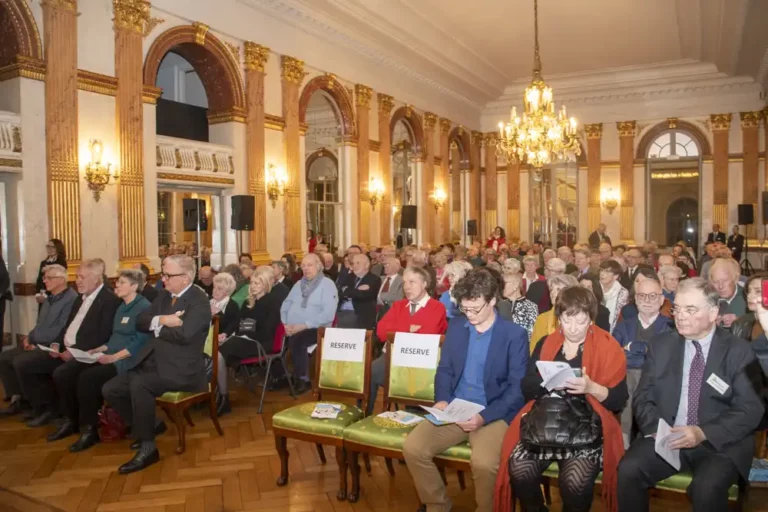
[497, 0, 580, 174]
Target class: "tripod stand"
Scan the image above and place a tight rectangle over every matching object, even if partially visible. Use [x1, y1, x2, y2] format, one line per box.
[739, 224, 755, 276]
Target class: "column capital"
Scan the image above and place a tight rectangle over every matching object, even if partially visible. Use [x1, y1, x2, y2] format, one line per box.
[484, 133, 498, 146]
[616, 121, 636, 137]
[377, 93, 394, 114]
[281, 55, 305, 84]
[709, 113, 732, 132]
[740, 111, 762, 129]
[42, 0, 76, 11]
[584, 123, 603, 139]
[471, 130, 483, 145]
[244, 42, 270, 72]
[112, 0, 150, 34]
[424, 112, 438, 130]
[404, 104, 414, 118]
[355, 84, 372, 107]
[439, 118, 452, 133]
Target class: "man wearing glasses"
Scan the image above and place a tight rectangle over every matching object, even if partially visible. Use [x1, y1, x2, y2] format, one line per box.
[403, 268, 528, 512]
[612, 275, 671, 447]
[618, 278, 764, 512]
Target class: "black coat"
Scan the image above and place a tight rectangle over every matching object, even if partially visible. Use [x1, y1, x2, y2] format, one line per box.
[727, 234, 745, 261]
[337, 271, 382, 329]
[141, 284, 158, 303]
[588, 231, 611, 249]
[707, 231, 727, 244]
[237, 285, 288, 349]
[57, 285, 121, 351]
[216, 299, 241, 338]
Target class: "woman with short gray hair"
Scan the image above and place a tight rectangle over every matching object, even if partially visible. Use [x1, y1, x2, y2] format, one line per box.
[439, 261, 473, 318]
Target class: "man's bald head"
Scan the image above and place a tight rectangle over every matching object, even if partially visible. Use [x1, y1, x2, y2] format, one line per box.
[199, 266, 214, 285]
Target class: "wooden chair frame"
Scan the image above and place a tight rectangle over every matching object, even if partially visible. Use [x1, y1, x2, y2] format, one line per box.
[155, 316, 224, 454]
[273, 327, 374, 501]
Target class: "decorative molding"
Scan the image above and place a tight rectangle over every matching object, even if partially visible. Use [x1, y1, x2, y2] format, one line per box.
[709, 113, 732, 132]
[207, 107, 247, 124]
[440, 118, 452, 133]
[355, 84, 372, 108]
[423, 112, 438, 130]
[584, 123, 603, 139]
[434, 156, 442, 166]
[112, 0, 150, 34]
[77, 69, 118, 96]
[157, 172, 235, 185]
[265, 113, 285, 131]
[667, 117, 678, 129]
[144, 16, 165, 37]
[740, 111, 762, 129]
[281, 55, 305, 84]
[404, 105, 414, 118]
[244, 42, 269, 72]
[41, 0, 76, 11]
[0, 158, 22, 168]
[617, 121, 637, 137]
[225, 42, 241, 65]
[0, 56, 45, 82]
[142, 84, 162, 104]
[377, 93, 394, 114]
[471, 130, 483, 145]
[369, 139, 381, 152]
[299, 122, 309, 135]
[192, 21, 209, 46]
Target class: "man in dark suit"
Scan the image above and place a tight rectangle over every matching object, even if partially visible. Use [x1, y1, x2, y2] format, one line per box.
[18, 259, 119, 428]
[727, 225, 745, 262]
[103, 255, 211, 474]
[336, 253, 381, 329]
[617, 278, 764, 512]
[321, 252, 339, 282]
[134, 263, 158, 303]
[706, 223, 727, 244]
[336, 245, 362, 285]
[588, 223, 611, 249]
[526, 257, 566, 313]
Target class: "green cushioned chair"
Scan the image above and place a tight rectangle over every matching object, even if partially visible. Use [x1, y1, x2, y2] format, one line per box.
[272, 327, 374, 502]
[155, 318, 224, 454]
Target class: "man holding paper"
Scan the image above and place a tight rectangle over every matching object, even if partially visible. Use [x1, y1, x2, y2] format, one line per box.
[403, 268, 528, 512]
[618, 278, 765, 512]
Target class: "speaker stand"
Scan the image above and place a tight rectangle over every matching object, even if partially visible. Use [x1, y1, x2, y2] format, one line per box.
[740, 224, 755, 276]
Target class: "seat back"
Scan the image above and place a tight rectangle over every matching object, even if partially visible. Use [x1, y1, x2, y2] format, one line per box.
[209, 317, 220, 396]
[271, 323, 286, 354]
[384, 332, 445, 408]
[313, 327, 374, 405]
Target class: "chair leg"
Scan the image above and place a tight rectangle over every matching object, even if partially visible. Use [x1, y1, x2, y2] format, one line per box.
[438, 467, 448, 486]
[258, 358, 273, 414]
[275, 435, 289, 486]
[170, 408, 186, 455]
[542, 477, 552, 505]
[316, 444, 327, 464]
[281, 356, 296, 399]
[346, 449, 361, 503]
[335, 446, 347, 501]
[457, 470, 466, 490]
[183, 409, 195, 427]
[208, 393, 223, 437]
[363, 453, 372, 474]
[385, 457, 395, 477]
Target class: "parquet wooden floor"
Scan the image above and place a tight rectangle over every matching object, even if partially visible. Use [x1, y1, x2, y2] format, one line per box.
[1, 381, 767, 512]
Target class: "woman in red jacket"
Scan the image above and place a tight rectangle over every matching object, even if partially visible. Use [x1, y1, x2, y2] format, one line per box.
[486, 226, 506, 252]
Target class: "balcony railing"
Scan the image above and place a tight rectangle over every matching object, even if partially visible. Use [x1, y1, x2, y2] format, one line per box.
[0, 111, 22, 158]
[156, 135, 234, 175]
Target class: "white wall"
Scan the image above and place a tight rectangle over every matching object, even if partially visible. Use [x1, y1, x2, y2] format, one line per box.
[156, 53, 209, 108]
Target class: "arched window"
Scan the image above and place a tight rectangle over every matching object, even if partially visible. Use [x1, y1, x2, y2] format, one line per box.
[648, 131, 700, 159]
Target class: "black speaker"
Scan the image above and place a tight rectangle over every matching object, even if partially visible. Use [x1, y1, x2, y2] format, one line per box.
[467, 220, 478, 236]
[400, 205, 417, 230]
[183, 198, 208, 232]
[738, 204, 754, 225]
[763, 191, 768, 224]
[231, 195, 255, 231]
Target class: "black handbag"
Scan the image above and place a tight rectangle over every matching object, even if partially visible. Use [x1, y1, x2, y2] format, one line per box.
[520, 394, 602, 448]
[238, 318, 257, 335]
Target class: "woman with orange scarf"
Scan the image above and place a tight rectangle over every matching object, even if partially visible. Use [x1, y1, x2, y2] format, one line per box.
[493, 286, 627, 512]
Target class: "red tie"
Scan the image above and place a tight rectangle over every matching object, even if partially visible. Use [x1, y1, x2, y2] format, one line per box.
[381, 277, 391, 293]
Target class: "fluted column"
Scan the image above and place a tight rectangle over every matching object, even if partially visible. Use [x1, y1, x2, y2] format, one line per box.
[245, 43, 269, 263]
[451, 141, 461, 242]
[423, 113, 437, 246]
[742, 111, 762, 240]
[617, 121, 636, 244]
[281, 56, 304, 254]
[584, 123, 602, 232]
[377, 94, 393, 245]
[355, 84, 372, 245]
[43, 0, 81, 268]
[484, 134, 497, 238]
[507, 160, 520, 241]
[470, 131, 482, 229]
[709, 114, 731, 232]
[439, 119, 451, 243]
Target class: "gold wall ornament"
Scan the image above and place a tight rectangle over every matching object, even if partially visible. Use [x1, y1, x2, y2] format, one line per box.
[471, 130, 483, 145]
[368, 177, 384, 210]
[192, 21, 209, 46]
[244, 42, 269, 71]
[432, 187, 447, 212]
[584, 123, 603, 139]
[112, 0, 149, 34]
[667, 117, 678, 129]
[265, 163, 287, 208]
[601, 188, 618, 214]
[440, 118, 451, 133]
[77, 69, 118, 96]
[207, 107, 247, 124]
[355, 84, 372, 107]
[617, 121, 637, 137]
[11, 126, 21, 152]
[377, 93, 394, 114]
[709, 113, 732, 132]
[0, 158, 22, 168]
[144, 16, 164, 37]
[404, 105, 413, 118]
[264, 113, 285, 131]
[84, 139, 120, 201]
[740, 111, 762, 129]
[0, 55, 46, 82]
[157, 172, 234, 185]
[325, 72, 337, 89]
[224, 42, 241, 64]
[423, 112, 437, 130]
[280, 55, 304, 84]
[42, 0, 76, 11]
[142, 84, 161, 104]
[651, 171, 700, 180]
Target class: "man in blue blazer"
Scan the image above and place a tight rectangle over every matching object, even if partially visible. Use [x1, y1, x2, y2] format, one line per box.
[403, 268, 528, 512]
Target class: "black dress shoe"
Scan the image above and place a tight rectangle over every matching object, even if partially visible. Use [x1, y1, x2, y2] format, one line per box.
[27, 410, 56, 427]
[129, 421, 167, 450]
[69, 426, 99, 452]
[118, 449, 160, 475]
[0, 400, 24, 417]
[216, 394, 231, 417]
[294, 380, 311, 395]
[47, 419, 77, 442]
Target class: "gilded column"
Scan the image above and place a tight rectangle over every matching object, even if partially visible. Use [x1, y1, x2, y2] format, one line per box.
[709, 114, 731, 231]
[423, 112, 437, 246]
[484, 134, 498, 238]
[451, 140, 461, 242]
[114, 0, 149, 267]
[439, 119, 451, 243]
[617, 121, 636, 244]
[378, 94, 394, 245]
[43, 0, 81, 267]
[355, 84, 372, 245]
[245, 43, 270, 263]
[584, 123, 602, 232]
[741, 111, 762, 240]
[281, 56, 304, 255]
[507, 160, 520, 241]
[470, 131, 482, 229]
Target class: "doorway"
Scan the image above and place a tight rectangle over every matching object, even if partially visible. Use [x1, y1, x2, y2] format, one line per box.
[665, 197, 699, 248]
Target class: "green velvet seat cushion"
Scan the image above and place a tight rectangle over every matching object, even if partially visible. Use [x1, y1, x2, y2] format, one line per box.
[157, 384, 211, 404]
[542, 464, 737, 500]
[272, 402, 363, 438]
[388, 367, 437, 402]
[319, 361, 365, 393]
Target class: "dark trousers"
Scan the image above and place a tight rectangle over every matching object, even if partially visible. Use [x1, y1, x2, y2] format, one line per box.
[76, 363, 117, 426]
[617, 436, 740, 512]
[335, 310, 359, 329]
[0, 345, 24, 397]
[219, 336, 266, 364]
[52, 359, 93, 422]
[366, 354, 386, 416]
[287, 328, 318, 381]
[16, 349, 62, 410]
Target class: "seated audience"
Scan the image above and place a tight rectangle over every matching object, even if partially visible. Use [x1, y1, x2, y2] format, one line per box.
[54, 270, 151, 451]
[530, 274, 579, 352]
[19, 259, 120, 427]
[618, 267, 671, 322]
[409, 249, 437, 296]
[498, 271, 538, 340]
[576, 273, 612, 333]
[321, 252, 339, 281]
[433, 252, 449, 295]
[526, 257, 567, 313]
[195, 265, 214, 298]
[279, 254, 338, 395]
[377, 257, 404, 316]
[0, 265, 77, 416]
[404, 268, 527, 512]
[210, 272, 240, 343]
[599, 242, 613, 263]
[501, 257, 521, 275]
[731, 273, 765, 342]
[239, 253, 253, 265]
[240, 261, 255, 282]
[338, 245, 362, 283]
[618, 278, 764, 512]
[557, 246, 578, 275]
[571, 248, 594, 278]
[599, 260, 629, 333]
[370, 248, 384, 276]
[438, 260, 473, 319]
[521, 256, 544, 294]
[282, 253, 302, 284]
[659, 263, 682, 301]
[35, 239, 68, 309]
[535, 248, 555, 275]
[103, 255, 211, 474]
[134, 263, 158, 303]
[709, 257, 746, 330]
[612, 277, 671, 447]
[223, 263, 250, 307]
[336, 253, 381, 329]
[496, 285, 627, 512]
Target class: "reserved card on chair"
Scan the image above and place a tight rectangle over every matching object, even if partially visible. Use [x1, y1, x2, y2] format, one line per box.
[392, 332, 441, 369]
[322, 328, 366, 362]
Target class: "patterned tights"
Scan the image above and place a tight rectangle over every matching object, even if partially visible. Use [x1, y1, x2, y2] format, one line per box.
[508, 457, 601, 512]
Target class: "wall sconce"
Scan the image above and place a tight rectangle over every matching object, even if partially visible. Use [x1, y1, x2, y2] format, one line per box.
[601, 188, 618, 214]
[433, 187, 447, 212]
[84, 139, 119, 202]
[266, 163, 288, 208]
[369, 177, 384, 210]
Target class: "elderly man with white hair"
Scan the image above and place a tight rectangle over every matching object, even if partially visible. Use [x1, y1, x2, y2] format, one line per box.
[280, 253, 338, 394]
[709, 257, 746, 330]
[556, 246, 577, 274]
[526, 257, 566, 313]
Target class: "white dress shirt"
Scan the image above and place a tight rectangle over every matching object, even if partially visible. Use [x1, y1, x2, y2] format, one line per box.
[150, 283, 193, 337]
[409, 293, 430, 314]
[673, 327, 715, 427]
[63, 284, 104, 347]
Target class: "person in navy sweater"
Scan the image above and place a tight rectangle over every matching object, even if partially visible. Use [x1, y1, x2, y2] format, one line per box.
[403, 268, 528, 512]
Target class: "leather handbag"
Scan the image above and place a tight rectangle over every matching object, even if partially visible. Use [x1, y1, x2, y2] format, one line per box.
[238, 318, 257, 335]
[97, 405, 127, 442]
[520, 394, 601, 448]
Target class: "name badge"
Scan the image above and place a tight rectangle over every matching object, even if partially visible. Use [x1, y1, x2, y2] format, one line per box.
[706, 373, 729, 395]
[121, 317, 130, 324]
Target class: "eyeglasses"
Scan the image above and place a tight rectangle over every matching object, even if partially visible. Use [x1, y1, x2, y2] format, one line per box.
[671, 305, 704, 317]
[458, 301, 488, 316]
[636, 293, 661, 302]
[45, 244, 55, 249]
[162, 272, 185, 280]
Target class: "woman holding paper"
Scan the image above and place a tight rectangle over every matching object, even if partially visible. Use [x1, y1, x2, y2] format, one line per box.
[494, 285, 627, 512]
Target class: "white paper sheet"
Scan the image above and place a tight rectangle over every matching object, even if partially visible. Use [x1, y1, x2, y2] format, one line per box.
[35, 344, 57, 353]
[536, 361, 579, 391]
[420, 398, 485, 424]
[655, 418, 684, 470]
[392, 332, 441, 369]
[322, 328, 365, 362]
[66, 348, 101, 364]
